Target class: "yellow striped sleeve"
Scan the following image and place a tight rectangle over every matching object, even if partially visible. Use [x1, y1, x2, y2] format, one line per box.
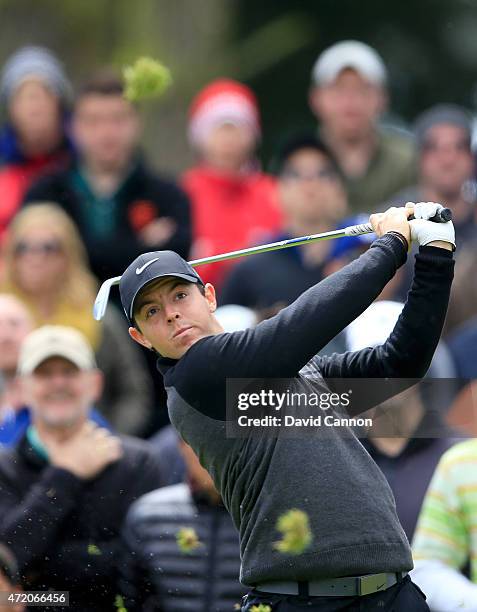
[413, 443, 472, 571]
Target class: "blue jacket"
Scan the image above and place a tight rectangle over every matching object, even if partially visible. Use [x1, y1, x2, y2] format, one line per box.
[0, 407, 110, 448]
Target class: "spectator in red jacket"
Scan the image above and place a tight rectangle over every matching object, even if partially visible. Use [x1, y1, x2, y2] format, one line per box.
[0, 46, 73, 243]
[182, 79, 282, 289]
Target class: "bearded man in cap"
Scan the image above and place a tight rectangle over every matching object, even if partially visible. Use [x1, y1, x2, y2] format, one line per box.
[0, 326, 163, 611]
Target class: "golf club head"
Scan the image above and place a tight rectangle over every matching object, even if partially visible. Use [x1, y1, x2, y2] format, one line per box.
[93, 276, 121, 321]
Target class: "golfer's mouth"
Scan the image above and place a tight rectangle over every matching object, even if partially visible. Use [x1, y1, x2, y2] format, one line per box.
[172, 326, 193, 339]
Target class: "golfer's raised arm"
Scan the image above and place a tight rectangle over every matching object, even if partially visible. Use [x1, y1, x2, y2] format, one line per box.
[317, 245, 454, 382]
[218, 232, 408, 379]
[189, 206, 454, 382]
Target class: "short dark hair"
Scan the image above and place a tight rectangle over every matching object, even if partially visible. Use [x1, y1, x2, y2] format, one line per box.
[272, 132, 340, 176]
[75, 70, 125, 105]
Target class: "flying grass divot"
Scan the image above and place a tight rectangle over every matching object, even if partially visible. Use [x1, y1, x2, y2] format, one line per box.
[114, 594, 127, 612]
[176, 526, 201, 553]
[273, 509, 312, 555]
[87, 543, 101, 555]
[123, 57, 172, 102]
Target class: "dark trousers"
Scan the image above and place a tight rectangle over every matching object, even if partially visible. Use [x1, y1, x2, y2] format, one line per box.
[241, 575, 429, 611]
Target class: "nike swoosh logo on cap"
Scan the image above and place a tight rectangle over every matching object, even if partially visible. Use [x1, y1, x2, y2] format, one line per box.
[136, 258, 160, 275]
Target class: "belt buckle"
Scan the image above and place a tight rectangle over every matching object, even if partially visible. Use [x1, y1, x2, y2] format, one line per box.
[357, 573, 387, 596]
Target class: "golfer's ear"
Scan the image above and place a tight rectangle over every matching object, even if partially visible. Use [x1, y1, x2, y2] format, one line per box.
[204, 283, 217, 313]
[129, 326, 153, 349]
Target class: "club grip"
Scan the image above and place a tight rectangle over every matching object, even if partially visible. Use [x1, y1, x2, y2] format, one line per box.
[410, 207, 452, 223]
[345, 207, 453, 238]
[434, 207, 452, 222]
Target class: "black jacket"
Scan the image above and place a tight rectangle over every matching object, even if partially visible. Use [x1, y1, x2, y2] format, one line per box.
[120, 483, 245, 612]
[0, 431, 163, 611]
[23, 158, 191, 281]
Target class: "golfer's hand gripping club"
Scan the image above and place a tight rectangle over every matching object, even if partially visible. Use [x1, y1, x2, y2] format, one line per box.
[406, 202, 456, 249]
[347, 202, 453, 246]
[408, 201, 452, 223]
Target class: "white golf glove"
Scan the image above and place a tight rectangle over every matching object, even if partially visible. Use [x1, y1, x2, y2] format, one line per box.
[407, 201, 456, 249]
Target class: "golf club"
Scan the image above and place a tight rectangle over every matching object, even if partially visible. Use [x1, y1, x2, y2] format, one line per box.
[93, 207, 452, 321]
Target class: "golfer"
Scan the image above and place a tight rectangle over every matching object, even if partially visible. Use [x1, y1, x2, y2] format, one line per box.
[121, 204, 454, 610]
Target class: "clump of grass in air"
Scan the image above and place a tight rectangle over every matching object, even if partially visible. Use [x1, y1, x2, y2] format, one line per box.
[273, 508, 312, 555]
[123, 57, 172, 102]
[176, 526, 201, 553]
[114, 594, 127, 612]
[87, 543, 102, 555]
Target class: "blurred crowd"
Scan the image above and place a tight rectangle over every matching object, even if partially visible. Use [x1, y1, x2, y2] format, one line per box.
[0, 40, 476, 611]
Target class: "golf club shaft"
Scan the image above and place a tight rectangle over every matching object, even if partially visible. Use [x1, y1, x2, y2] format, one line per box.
[92, 224, 367, 320]
[189, 227, 352, 268]
[188, 207, 452, 268]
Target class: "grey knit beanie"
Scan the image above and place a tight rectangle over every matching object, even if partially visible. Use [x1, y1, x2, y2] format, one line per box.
[414, 104, 472, 150]
[0, 46, 72, 105]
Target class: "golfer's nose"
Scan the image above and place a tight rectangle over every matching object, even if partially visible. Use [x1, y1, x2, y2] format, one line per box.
[166, 311, 181, 324]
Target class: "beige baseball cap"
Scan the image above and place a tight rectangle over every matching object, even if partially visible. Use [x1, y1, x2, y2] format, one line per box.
[18, 325, 96, 375]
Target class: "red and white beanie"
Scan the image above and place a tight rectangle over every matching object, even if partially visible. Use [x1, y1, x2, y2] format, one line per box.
[188, 78, 261, 148]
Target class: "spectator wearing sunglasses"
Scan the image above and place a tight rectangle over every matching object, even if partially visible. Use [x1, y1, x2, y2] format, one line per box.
[220, 133, 348, 311]
[0, 204, 154, 436]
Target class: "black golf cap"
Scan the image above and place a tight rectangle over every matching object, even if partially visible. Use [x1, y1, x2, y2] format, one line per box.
[120, 250, 204, 322]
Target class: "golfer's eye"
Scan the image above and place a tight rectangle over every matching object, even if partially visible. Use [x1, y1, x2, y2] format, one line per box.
[145, 306, 159, 319]
[175, 291, 187, 300]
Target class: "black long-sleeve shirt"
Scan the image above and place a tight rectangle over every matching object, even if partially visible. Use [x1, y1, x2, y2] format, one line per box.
[156, 234, 454, 586]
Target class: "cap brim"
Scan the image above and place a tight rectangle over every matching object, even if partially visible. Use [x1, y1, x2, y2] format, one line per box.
[19, 346, 94, 376]
[129, 273, 201, 320]
[315, 61, 385, 86]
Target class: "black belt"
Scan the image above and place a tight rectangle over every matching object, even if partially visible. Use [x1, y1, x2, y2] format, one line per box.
[255, 571, 408, 597]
